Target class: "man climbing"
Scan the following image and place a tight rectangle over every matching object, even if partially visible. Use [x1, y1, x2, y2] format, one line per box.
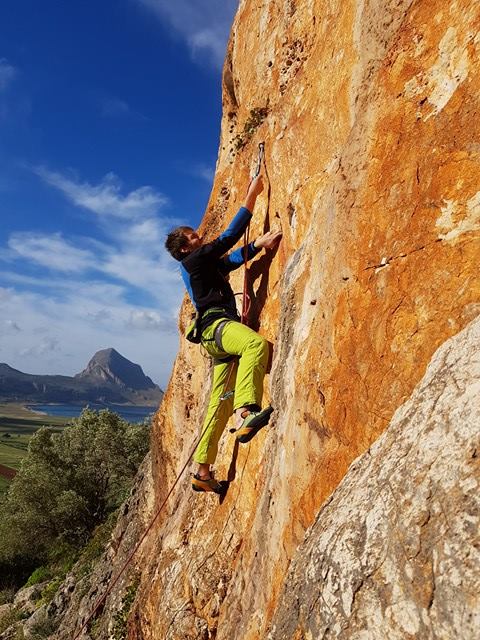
[165, 174, 282, 493]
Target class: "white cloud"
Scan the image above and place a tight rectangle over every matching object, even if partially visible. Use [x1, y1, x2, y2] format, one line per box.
[0, 59, 16, 91]
[3, 320, 21, 333]
[68, 281, 128, 306]
[20, 337, 60, 357]
[99, 96, 148, 121]
[1, 242, 181, 311]
[34, 167, 168, 219]
[191, 162, 214, 183]
[138, 0, 238, 68]
[10, 165, 187, 313]
[87, 308, 113, 323]
[101, 96, 131, 117]
[127, 309, 174, 332]
[117, 217, 165, 247]
[8, 232, 94, 273]
[3, 223, 182, 307]
[189, 28, 229, 65]
[0, 287, 13, 302]
[101, 250, 181, 299]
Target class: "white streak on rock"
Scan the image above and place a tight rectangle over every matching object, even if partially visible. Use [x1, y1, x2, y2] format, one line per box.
[437, 191, 480, 241]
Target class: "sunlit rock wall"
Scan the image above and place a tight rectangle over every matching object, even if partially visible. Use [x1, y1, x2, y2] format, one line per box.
[129, 1, 479, 638]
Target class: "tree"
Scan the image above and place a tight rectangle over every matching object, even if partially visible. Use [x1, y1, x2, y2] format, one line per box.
[0, 409, 149, 569]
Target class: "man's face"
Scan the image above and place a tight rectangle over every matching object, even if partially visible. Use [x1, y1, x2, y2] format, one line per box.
[183, 230, 202, 252]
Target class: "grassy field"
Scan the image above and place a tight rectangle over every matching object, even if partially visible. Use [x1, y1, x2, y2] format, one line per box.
[0, 403, 69, 427]
[0, 404, 70, 494]
[0, 439, 29, 468]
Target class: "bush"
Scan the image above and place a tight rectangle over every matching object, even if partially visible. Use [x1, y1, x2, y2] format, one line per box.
[25, 567, 52, 588]
[0, 605, 22, 634]
[0, 409, 149, 572]
[0, 558, 37, 595]
[28, 610, 58, 639]
[39, 577, 64, 606]
[112, 577, 140, 640]
[75, 511, 118, 579]
[0, 587, 15, 605]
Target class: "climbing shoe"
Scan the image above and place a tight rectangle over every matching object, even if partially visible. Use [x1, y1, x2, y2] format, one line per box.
[236, 406, 274, 443]
[191, 473, 223, 494]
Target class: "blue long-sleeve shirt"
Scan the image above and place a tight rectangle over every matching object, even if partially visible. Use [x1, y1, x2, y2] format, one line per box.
[180, 206, 260, 329]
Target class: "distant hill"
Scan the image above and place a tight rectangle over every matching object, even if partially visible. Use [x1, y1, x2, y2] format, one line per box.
[75, 348, 158, 391]
[0, 349, 164, 406]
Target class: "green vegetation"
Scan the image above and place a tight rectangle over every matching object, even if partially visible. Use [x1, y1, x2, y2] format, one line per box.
[25, 567, 53, 588]
[0, 439, 29, 469]
[233, 105, 269, 151]
[0, 408, 149, 594]
[74, 511, 118, 579]
[38, 577, 64, 607]
[112, 577, 140, 640]
[27, 611, 57, 639]
[0, 605, 22, 634]
[0, 404, 70, 494]
[0, 403, 68, 428]
[0, 587, 15, 605]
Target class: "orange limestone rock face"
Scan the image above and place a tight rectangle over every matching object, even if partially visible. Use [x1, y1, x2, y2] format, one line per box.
[131, 1, 479, 639]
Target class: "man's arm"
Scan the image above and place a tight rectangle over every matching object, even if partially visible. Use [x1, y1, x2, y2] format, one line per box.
[220, 229, 283, 273]
[219, 241, 260, 273]
[206, 176, 265, 259]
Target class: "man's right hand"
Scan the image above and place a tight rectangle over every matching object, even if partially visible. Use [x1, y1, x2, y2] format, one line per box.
[248, 175, 264, 197]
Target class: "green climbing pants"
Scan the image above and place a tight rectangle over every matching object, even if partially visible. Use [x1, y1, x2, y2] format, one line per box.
[193, 318, 269, 465]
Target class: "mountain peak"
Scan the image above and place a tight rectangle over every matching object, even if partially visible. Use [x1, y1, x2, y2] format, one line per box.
[88, 348, 123, 366]
[75, 348, 157, 391]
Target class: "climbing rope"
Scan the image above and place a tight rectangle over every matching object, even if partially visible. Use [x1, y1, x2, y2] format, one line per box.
[72, 144, 266, 639]
[241, 221, 251, 325]
[73, 366, 238, 637]
[242, 142, 265, 325]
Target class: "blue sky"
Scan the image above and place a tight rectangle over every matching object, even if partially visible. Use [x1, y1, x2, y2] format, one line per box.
[0, 0, 239, 388]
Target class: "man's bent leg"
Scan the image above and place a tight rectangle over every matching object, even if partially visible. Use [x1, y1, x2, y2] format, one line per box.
[219, 322, 269, 411]
[193, 359, 236, 466]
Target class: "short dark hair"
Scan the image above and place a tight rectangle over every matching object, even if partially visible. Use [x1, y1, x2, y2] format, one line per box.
[165, 226, 194, 261]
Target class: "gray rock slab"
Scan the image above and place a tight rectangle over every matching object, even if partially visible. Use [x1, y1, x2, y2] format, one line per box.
[268, 315, 480, 640]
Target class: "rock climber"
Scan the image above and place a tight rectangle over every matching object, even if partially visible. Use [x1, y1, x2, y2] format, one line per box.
[165, 174, 282, 493]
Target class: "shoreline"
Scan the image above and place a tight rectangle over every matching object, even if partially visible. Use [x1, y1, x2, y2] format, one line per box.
[0, 402, 156, 424]
[22, 402, 156, 423]
[23, 405, 48, 416]
[23, 401, 159, 409]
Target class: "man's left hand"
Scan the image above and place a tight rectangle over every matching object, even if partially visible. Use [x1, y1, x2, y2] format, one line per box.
[254, 229, 283, 250]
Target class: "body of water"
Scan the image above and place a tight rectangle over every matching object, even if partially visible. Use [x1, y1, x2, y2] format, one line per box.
[28, 403, 155, 424]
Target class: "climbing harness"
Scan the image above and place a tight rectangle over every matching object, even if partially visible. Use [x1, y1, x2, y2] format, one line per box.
[73, 143, 267, 639]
